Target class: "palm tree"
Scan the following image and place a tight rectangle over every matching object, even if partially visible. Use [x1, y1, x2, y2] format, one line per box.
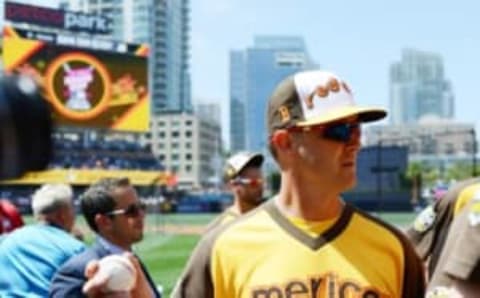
[406, 162, 440, 207]
[406, 162, 423, 208]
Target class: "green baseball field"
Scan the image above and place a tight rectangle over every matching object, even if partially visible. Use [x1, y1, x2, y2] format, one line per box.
[17, 212, 418, 296]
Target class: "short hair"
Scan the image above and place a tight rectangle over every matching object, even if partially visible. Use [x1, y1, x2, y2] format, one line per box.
[31, 184, 73, 217]
[80, 177, 130, 232]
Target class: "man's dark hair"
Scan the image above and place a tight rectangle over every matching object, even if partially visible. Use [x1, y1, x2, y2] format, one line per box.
[80, 177, 130, 232]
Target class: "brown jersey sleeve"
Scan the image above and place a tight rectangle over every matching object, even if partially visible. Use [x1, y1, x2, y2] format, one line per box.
[443, 199, 480, 282]
[171, 222, 228, 298]
[399, 233, 427, 298]
[405, 179, 476, 262]
[371, 215, 426, 297]
[405, 205, 437, 260]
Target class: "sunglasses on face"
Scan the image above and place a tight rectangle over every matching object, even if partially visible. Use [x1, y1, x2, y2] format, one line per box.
[290, 122, 360, 143]
[231, 177, 263, 187]
[105, 202, 147, 218]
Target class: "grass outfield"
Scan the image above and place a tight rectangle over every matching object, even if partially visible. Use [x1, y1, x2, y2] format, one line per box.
[22, 211, 417, 296]
[136, 234, 201, 295]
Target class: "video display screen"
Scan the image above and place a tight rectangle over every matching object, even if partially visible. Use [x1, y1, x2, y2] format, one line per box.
[3, 26, 150, 131]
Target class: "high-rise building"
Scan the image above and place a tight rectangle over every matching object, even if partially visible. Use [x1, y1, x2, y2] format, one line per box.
[59, 0, 79, 10]
[390, 48, 454, 124]
[144, 112, 222, 189]
[163, 0, 191, 113]
[229, 51, 246, 152]
[84, 0, 191, 114]
[195, 102, 224, 183]
[195, 102, 221, 126]
[229, 36, 317, 153]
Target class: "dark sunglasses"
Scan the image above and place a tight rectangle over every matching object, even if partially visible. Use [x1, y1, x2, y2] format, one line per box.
[289, 122, 360, 143]
[105, 202, 147, 218]
[231, 177, 263, 187]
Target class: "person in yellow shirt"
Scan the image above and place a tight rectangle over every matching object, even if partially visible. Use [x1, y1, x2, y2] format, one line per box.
[172, 70, 425, 298]
[205, 151, 264, 231]
[86, 70, 427, 297]
[170, 70, 427, 297]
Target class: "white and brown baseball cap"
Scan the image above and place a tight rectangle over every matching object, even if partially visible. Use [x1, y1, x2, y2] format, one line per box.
[267, 70, 387, 135]
[223, 151, 264, 182]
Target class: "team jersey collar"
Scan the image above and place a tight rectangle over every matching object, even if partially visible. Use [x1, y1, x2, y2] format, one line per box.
[265, 198, 354, 251]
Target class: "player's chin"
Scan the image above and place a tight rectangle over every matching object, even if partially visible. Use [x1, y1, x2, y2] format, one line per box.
[342, 176, 357, 190]
[134, 232, 144, 242]
[244, 198, 260, 207]
[133, 227, 144, 237]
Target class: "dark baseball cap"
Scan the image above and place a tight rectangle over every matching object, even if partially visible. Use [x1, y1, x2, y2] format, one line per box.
[223, 152, 264, 182]
[267, 70, 387, 135]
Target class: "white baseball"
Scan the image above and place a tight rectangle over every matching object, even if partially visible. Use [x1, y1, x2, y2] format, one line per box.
[97, 255, 136, 292]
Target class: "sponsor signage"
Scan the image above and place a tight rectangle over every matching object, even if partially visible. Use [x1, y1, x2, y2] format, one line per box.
[13, 27, 136, 53]
[5, 1, 113, 34]
[0, 169, 172, 186]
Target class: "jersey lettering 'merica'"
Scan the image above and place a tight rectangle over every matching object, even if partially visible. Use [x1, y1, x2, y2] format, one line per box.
[251, 274, 388, 298]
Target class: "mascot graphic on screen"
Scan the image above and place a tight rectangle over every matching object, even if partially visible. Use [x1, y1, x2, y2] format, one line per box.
[63, 63, 94, 111]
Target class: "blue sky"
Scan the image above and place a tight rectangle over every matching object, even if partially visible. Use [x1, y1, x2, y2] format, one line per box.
[191, 0, 480, 146]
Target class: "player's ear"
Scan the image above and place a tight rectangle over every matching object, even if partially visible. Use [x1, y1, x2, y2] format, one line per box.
[95, 213, 113, 231]
[271, 129, 294, 155]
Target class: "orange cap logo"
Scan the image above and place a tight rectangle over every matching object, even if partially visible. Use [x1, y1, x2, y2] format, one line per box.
[305, 78, 352, 109]
[278, 105, 291, 123]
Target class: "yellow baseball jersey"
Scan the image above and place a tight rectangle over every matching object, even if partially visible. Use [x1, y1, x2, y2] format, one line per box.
[453, 183, 480, 216]
[173, 200, 425, 298]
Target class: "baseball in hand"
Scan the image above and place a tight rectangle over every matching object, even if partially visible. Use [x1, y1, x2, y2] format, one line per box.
[97, 255, 136, 292]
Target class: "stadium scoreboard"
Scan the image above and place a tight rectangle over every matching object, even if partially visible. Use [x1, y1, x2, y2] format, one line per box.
[3, 2, 150, 132]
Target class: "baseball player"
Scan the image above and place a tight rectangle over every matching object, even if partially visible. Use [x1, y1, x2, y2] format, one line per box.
[205, 151, 264, 231]
[171, 70, 425, 298]
[406, 177, 480, 279]
[425, 184, 480, 297]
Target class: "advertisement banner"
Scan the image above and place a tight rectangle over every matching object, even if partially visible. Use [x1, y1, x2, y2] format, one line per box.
[5, 1, 113, 35]
[0, 169, 172, 186]
[3, 26, 150, 132]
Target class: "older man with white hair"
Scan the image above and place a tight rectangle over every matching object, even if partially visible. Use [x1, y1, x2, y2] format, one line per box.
[0, 183, 86, 298]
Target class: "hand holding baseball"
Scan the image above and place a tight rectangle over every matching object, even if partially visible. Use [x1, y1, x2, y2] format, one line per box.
[83, 253, 152, 298]
[97, 255, 136, 292]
